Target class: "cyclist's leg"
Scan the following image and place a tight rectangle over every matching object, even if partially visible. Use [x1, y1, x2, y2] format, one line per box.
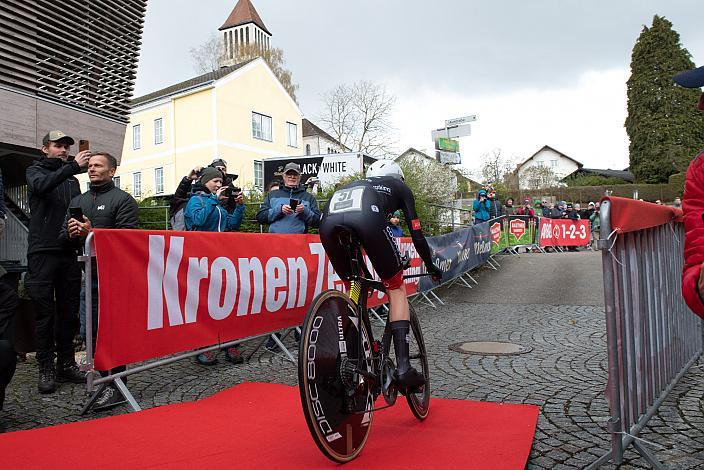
[319, 214, 353, 282]
[357, 220, 425, 392]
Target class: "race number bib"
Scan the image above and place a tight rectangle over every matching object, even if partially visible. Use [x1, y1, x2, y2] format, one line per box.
[328, 187, 366, 214]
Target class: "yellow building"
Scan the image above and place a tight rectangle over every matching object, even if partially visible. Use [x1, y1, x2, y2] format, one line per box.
[79, 57, 303, 198]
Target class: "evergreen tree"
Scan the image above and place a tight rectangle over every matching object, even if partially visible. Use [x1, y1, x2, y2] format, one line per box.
[626, 16, 704, 183]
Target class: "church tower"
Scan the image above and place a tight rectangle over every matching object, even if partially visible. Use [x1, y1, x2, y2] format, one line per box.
[219, 0, 272, 66]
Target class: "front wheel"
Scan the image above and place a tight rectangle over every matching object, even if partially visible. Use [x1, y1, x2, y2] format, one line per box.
[298, 290, 374, 463]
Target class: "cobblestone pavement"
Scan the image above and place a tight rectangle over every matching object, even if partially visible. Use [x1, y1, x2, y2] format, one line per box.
[2, 251, 703, 469]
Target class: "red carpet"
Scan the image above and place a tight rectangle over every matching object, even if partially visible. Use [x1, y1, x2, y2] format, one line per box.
[1, 383, 538, 469]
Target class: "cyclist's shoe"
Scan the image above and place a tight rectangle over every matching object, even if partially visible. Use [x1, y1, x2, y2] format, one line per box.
[395, 367, 426, 393]
[224, 346, 244, 364]
[195, 351, 218, 366]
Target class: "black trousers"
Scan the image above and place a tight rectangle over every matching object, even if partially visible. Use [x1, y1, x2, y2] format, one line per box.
[0, 340, 16, 410]
[26, 252, 81, 364]
[0, 274, 19, 342]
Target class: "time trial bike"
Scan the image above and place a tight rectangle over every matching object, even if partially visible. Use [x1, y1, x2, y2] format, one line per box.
[297, 231, 431, 463]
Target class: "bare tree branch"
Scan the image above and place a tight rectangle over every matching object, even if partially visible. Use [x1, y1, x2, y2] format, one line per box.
[318, 81, 397, 157]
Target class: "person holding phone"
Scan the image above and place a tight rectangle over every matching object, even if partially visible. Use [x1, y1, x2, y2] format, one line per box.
[60, 152, 138, 410]
[25, 130, 92, 394]
[256, 162, 321, 352]
[256, 162, 321, 234]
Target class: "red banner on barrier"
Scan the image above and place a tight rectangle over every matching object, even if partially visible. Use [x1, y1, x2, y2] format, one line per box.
[538, 219, 590, 247]
[92, 229, 421, 370]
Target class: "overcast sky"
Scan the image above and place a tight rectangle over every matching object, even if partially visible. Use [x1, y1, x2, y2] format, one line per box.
[134, 0, 704, 177]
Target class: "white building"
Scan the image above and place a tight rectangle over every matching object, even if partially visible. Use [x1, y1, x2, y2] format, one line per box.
[516, 145, 582, 189]
[301, 119, 350, 155]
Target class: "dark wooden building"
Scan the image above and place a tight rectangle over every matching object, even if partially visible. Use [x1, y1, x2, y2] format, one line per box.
[0, 0, 147, 264]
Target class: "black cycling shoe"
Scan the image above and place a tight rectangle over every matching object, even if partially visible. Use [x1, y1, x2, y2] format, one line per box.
[395, 367, 426, 393]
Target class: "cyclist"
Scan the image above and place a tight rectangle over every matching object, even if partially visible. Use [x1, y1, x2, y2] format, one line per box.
[319, 160, 442, 392]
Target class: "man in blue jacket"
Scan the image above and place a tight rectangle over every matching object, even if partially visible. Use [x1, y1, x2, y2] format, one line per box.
[256, 162, 320, 351]
[256, 162, 321, 233]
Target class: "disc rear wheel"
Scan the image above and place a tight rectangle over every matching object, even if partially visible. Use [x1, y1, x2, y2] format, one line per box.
[298, 290, 374, 463]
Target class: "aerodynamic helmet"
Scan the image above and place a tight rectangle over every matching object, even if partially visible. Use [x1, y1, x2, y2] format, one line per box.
[366, 160, 404, 180]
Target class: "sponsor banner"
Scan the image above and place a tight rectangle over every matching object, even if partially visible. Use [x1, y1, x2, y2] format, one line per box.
[489, 218, 509, 254]
[419, 224, 492, 291]
[262, 154, 375, 189]
[92, 229, 422, 370]
[537, 218, 590, 247]
[506, 215, 537, 246]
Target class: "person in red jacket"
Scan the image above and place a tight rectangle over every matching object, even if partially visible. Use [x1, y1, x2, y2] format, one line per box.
[675, 65, 704, 320]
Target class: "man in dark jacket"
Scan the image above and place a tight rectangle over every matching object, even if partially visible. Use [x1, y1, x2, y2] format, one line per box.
[487, 189, 504, 219]
[62, 152, 138, 410]
[26, 130, 91, 394]
[256, 162, 321, 234]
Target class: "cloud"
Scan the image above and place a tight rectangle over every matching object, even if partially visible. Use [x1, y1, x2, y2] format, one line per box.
[387, 68, 630, 174]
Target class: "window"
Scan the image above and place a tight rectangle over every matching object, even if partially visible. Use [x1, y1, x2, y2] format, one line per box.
[286, 122, 298, 147]
[154, 118, 164, 145]
[550, 160, 558, 167]
[305, 144, 311, 155]
[154, 167, 164, 194]
[254, 160, 263, 189]
[132, 124, 141, 150]
[133, 172, 141, 198]
[535, 160, 544, 167]
[252, 112, 272, 141]
[114, 176, 120, 189]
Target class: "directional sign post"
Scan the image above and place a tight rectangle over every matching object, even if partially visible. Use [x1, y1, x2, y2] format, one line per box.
[431, 114, 476, 165]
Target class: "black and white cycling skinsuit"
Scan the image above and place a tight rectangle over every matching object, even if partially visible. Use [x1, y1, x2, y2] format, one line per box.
[319, 176, 436, 289]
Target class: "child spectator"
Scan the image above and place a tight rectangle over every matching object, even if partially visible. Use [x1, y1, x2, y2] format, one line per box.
[388, 211, 404, 237]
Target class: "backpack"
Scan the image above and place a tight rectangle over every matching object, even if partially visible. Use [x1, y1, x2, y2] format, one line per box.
[170, 207, 186, 231]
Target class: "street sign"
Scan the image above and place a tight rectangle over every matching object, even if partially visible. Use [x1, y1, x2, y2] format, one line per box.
[436, 150, 461, 164]
[445, 115, 477, 127]
[431, 123, 471, 140]
[436, 137, 459, 152]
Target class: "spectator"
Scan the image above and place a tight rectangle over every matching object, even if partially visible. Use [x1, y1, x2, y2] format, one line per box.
[540, 200, 552, 218]
[673, 197, 682, 209]
[266, 180, 281, 193]
[582, 202, 596, 221]
[26, 130, 91, 394]
[487, 189, 503, 219]
[256, 162, 320, 351]
[184, 168, 244, 233]
[674, 64, 704, 319]
[0, 185, 18, 409]
[184, 167, 245, 365]
[551, 201, 566, 219]
[61, 152, 139, 411]
[208, 158, 241, 221]
[655, 199, 663, 205]
[504, 197, 515, 215]
[388, 210, 404, 237]
[589, 204, 600, 251]
[170, 165, 204, 230]
[565, 204, 580, 251]
[256, 162, 320, 234]
[472, 189, 491, 224]
[515, 198, 535, 217]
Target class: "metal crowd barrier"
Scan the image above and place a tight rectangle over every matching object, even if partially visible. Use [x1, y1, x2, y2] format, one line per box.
[588, 199, 703, 469]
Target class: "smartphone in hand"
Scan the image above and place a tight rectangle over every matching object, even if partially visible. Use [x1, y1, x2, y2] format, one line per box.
[289, 199, 299, 211]
[69, 207, 84, 222]
[79, 140, 90, 152]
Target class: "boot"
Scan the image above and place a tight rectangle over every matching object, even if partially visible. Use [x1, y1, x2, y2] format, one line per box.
[391, 321, 425, 392]
[38, 360, 56, 394]
[57, 360, 86, 384]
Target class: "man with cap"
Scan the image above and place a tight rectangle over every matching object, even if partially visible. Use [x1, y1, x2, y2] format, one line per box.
[26, 131, 92, 393]
[256, 162, 321, 234]
[256, 162, 320, 352]
[674, 65, 704, 321]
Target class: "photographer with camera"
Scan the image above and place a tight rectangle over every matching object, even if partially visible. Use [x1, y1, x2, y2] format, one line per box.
[472, 189, 491, 224]
[183, 168, 245, 365]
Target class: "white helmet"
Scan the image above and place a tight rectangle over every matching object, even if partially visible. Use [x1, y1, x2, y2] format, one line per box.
[366, 160, 404, 180]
